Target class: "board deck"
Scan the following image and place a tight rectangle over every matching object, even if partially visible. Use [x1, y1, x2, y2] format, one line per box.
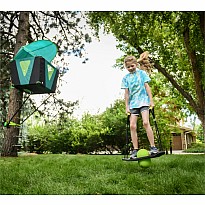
[122, 151, 165, 162]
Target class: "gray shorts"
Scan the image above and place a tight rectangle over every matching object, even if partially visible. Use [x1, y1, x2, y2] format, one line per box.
[130, 106, 149, 116]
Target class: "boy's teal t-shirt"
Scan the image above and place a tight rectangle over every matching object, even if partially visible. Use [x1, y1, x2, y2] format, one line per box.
[121, 68, 151, 109]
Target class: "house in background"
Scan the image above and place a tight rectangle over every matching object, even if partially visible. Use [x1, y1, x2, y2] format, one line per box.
[171, 126, 196, 150]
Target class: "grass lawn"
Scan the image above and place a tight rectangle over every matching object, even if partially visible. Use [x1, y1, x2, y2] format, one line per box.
[0, 153, 204, 195]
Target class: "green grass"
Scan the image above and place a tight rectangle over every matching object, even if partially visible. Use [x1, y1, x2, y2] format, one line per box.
[0, 154, 205, 195]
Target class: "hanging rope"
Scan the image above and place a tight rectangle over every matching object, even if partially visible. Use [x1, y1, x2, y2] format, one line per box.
[3, 94, 31, 128]
[149, 107, 163, 151]
[20, 94, 52, 125]
[3, 94, 52, 128]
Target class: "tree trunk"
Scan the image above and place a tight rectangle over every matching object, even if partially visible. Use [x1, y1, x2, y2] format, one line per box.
[183, 19, 205, 144]
[199, 11, 205, 45]
[198, 113, 205, 146]
[1, 12, 29, 157]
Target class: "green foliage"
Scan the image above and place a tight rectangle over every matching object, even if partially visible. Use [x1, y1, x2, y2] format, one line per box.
[25, 91, 185, 154]
[88, 11, 204, 88]
[87, 11, 205, 132]
[26, 113, 109, 154]
[195, 124, 204, 142]
[99, 99, 127, 152]
[184, 142, 205, 153]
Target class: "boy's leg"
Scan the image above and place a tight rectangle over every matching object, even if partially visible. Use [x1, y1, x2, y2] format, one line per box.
[141, 109, 155, 147]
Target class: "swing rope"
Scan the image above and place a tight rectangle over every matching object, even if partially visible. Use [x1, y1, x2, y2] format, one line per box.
[3, 94, 52, 128]
[20, 94, 52, 125]
[149, 107, 163, 151]
[3, 94, 31, 128]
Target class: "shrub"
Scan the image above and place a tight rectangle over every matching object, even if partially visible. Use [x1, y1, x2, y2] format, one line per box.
[184, 142, 205, 153]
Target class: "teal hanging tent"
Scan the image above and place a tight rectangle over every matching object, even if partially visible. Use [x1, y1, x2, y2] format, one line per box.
[10, 40, 59, 94]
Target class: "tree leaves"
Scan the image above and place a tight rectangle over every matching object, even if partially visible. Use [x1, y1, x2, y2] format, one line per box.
[87, 11, 205, 130]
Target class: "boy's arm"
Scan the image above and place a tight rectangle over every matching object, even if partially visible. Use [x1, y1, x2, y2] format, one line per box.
[144, 83, 154, 107]
[125, 88, 130, 113]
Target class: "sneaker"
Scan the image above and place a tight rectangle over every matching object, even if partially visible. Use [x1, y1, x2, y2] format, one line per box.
[150, 146, 158, 155]
[130, 149, 138, 159]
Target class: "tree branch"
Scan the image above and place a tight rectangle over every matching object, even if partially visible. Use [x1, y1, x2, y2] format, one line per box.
[199, 11, 205, 45]
[151, 58, 198, 111]
[1, 11, 19, 30]
[1, 31, 16, 37]
[30, 11, 45, 39]
[54, 11, 69, 42]
[183, 23, 205, 115]
[120, 34, 200, 114]
[0, 51, 13, 56]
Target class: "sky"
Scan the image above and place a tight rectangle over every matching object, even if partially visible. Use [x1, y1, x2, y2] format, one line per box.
[26, 13, 128, 118]
[30, 31, 128, 118]
[58, 33, 128, 117]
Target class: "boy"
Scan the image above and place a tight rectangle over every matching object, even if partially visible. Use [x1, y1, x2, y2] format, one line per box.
[121, 55, 158, 159]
